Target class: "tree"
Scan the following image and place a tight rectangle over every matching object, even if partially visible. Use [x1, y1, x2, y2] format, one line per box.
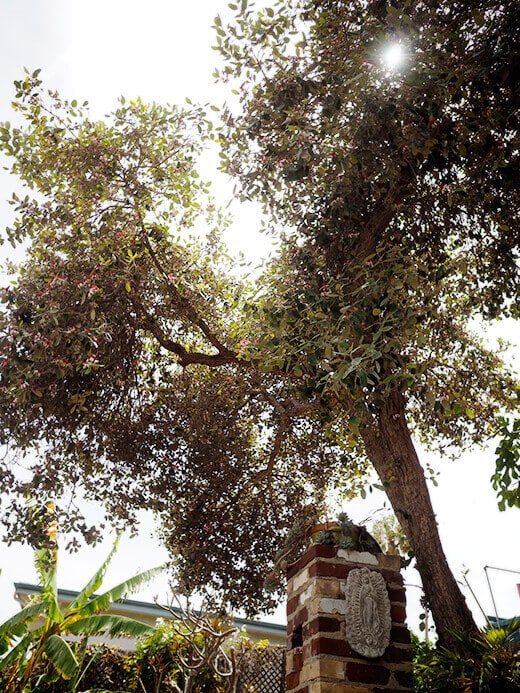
[0, 504, 162, 692]
[214, 0, 520, 643]
[0, 0, 518, 649]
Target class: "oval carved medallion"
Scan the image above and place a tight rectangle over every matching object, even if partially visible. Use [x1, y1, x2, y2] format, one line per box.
[345, 567, 392, 658]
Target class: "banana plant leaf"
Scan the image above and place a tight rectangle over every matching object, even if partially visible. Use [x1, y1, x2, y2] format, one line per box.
[78, 565, 166, 617]
[0, 632, 34, 672]
[68, 540, 120, 612]
[0, 601, 47, 640]
[66, 614, 155, 639]
[44, 634, 79, 679]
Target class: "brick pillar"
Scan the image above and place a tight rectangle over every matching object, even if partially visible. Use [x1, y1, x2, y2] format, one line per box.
[286, 545, 413, 693]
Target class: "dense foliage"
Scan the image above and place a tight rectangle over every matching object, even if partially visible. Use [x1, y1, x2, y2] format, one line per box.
[0, 645, 131, 693]
[128, 614, 255, 693]
[216, 0, 520, 446]
[413, 621, 520, 692]
[0, 0, 518, 647]
[0, 73, 366, 614]
[0, 615, 270, 693]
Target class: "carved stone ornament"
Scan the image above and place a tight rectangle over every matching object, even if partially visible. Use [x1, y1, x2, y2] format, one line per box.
[345, 567, 392, 658]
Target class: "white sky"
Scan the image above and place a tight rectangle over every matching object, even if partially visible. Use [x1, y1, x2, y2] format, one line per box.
[0, 0, 519, 636]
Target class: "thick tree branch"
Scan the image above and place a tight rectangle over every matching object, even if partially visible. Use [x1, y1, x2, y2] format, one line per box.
[136, 212, 235, 357]
[254, 416, 288, 485]
[356, 165, 415, 258]
[250, 370, 323, 417]
[143, 314, 237, 367]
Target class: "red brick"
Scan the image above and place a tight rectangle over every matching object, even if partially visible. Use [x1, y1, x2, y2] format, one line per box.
[346, 661, 391, 686]
[304, 615, 342, 637]
[286, 670, 300, 689]
[382, 645, 413, 663]
[391, 604, 407, 623]
[394, 668, 414, 688]
[310, 636, 355, 658]
[286, 544, 337, 578]
[309, 560, 350, 579]
[391, 625, 411, 644]
[388, 587, 406, 603]
[287, 594, 299, 618]
[380, 569, 403, 584]
[292, 607, 308, 629]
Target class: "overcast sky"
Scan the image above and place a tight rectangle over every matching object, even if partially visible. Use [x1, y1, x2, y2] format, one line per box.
[0, 0, 519, 634]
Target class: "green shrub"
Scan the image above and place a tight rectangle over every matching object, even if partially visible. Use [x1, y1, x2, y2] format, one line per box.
[0, 522, 162, 693]
[413, 620, 520, 692]
[128, 616, 247, 692]
[78, 645, 133, 692]
[0, 644, 135, 692]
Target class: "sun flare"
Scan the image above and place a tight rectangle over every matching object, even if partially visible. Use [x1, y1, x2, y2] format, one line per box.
[381, 42, 406, 70]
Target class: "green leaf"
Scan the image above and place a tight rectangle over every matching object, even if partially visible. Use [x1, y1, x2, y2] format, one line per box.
[44, 634, 79, 678]
[79, 564, 166, 616]
[0, 632, 34, 671]
[66, 614, 155, 639]
[339, 357, 362, 379]
[348, 415, 361, 438]
[0, 601, 47, 639]
[69, 539, 120, 611]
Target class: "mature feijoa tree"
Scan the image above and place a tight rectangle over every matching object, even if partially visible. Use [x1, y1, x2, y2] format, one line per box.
[213, 0, 519, 643]
[0, 0, 518, 650]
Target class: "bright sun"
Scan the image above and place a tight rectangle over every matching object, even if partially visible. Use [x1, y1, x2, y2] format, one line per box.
[381, 42, 406, 70]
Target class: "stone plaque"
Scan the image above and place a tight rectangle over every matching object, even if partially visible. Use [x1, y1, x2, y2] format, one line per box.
[345, 567, 392, 658]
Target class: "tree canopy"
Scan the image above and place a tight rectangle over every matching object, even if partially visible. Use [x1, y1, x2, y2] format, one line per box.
[0, 74, 366, 614]
[212, 0, 520, 640]
[0, 0, 519, 647]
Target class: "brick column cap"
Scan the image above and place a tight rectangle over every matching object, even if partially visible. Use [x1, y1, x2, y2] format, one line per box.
[287, 544, 401, 580]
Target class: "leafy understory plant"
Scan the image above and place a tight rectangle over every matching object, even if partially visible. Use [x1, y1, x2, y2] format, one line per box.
[0, 507, 165, 693]
[132, 596, 257, 693]
[413, 619, 520, 692]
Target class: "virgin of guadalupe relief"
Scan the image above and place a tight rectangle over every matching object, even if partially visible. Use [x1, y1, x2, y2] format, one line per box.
[345, 567, 392, 658]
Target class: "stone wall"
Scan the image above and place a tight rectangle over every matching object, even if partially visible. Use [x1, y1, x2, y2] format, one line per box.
[286, 544, 413, 693]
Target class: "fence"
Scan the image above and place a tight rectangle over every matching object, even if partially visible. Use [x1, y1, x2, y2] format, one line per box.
[238, 645, 285, 693]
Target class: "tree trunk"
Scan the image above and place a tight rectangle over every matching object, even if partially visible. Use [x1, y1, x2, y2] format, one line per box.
[361, 389, 477, 648]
